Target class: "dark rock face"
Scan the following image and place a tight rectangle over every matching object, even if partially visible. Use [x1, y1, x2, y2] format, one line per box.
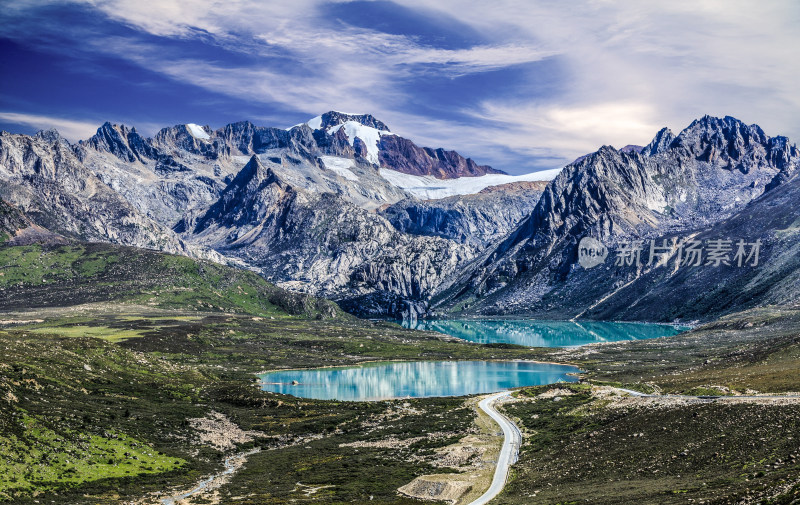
[193, 155, 297, 234]
[81, 122, 156, 163]
[641, 127, 675, 156]
[434, 115, 800, 321]
[214, 121, 319, 158]
[191, 156, 473, 315]
[81, 122, 193, 173]
[0, 199, 29, 241]
[378, 134, 503, 179]
[381, 181, 547, 247]
[316, 111, 390, 132]
[0, 198, 69, 245]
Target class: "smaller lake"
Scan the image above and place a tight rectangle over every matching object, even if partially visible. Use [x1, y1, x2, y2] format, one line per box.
[259, 360, 579, 401]
[402, 320, 686, 347]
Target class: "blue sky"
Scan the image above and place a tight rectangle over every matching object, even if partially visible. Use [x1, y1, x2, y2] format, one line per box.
[1, 1, 799, 174]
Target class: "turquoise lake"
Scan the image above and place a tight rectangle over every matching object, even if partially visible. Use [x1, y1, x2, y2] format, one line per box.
[402, 319, 686, 347]
[259, 360, 579, 401]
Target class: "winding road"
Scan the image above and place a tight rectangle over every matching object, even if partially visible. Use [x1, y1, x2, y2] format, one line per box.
[467, 391, 522, 505]
[463, 387, 800, 505]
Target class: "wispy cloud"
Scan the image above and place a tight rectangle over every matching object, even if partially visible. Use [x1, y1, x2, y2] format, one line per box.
[1, 0, 799, 173]
[0, 112, 100, 141]
[461, 101, 664, 163]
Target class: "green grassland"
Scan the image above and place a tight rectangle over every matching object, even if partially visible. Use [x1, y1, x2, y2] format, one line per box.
[0, 320, 490, 504]
[0, 243, 340, 319]
[2, 241, 800, 503]
[0, 412, 183, 498]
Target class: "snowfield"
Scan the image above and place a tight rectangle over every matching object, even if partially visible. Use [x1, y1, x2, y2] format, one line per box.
[289, 114, 391, 165]
[319, 156, 360, 181]
[185, 123, 210, 140]
[327, 121, 391, 165]
[378, 167, 562, 199]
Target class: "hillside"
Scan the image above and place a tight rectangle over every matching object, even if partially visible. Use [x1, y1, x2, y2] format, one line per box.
[0, 241, 341, 319]
[433, 116, 800, 321]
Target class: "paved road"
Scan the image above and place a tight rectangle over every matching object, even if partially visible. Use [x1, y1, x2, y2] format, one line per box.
[463, 387, 800, 505]
[467, 391, 521, 505]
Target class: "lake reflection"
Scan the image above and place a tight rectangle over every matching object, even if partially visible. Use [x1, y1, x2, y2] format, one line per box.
[259, 360, 579, 401]
[403, 320, 685, 347]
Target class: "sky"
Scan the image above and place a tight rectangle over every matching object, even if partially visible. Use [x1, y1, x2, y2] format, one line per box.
[1, 1, 799, 175]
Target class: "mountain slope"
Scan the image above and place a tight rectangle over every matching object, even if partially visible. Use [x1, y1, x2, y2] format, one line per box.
[0, 240, 342, 318]
[0, 129, 218, 260]
[578, 170, 800, 321]
[0, 199, 29, 243]
[190, 155, 473, 318]
[433, 115, 800, 320]
[380, 181, 547, 247]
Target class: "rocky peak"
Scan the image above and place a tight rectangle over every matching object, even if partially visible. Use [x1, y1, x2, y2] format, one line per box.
[670, 115, 769, 165]
[83, 121, 158, 163]
[312, 111, 390, 132]
[377, 135, 504, 179]
[153, 123, 222, 159]
[232, 155, 280, 188]
[34, 128, 67, 145]
[766, 135, 800, 170]
[193, 155, 293, 233]
[642, 127, 675, 156]
[213, 120, 319, 159]
[661, 115, 800, 182]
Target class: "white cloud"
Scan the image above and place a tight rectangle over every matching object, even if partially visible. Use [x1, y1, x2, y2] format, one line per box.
[0, 112, 100, 141]
[4, 0, 799, 173]
[461, 101, 664, 163]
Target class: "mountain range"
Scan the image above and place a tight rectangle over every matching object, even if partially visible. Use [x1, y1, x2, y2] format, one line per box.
[1, 112, 798, 321]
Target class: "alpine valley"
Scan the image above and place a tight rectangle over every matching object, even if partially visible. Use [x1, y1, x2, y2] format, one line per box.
[2, 112, 798, 322]
[4, 112, 800, 505]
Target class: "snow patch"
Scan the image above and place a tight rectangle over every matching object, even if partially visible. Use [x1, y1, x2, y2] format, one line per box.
[306, 115, 323, 130]
[319, 156, 360, 181]
[327, 121, 389, 165]
[379, 168, 561, 199]
[186, 123, 210, 140]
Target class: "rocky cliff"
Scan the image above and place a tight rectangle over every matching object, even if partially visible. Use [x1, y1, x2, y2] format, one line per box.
[0, 129, 218, 259]
[433, 115, 800, 320]
[380, 181, 547, 247]
[189, 155, 473, 318]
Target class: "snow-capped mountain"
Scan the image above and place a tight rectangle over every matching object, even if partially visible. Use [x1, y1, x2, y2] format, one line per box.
[289, 111, 507, 179]
[0, 112, 551, 317]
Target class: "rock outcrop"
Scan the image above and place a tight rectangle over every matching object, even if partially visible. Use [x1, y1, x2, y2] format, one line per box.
[0, 129, 220, 260]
